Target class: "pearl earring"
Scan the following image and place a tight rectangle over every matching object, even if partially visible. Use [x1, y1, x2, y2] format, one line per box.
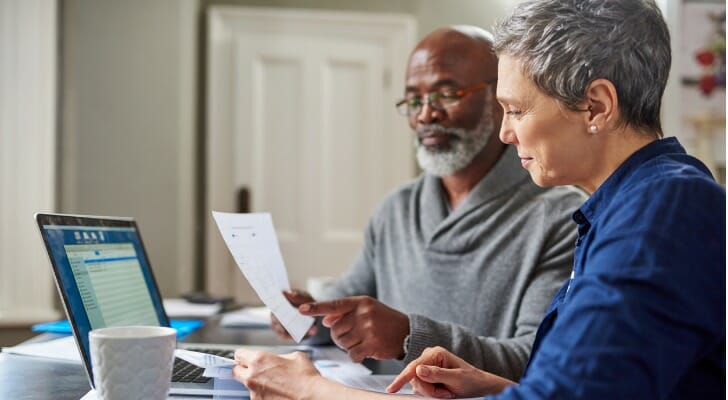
[589, 125, 598, 133]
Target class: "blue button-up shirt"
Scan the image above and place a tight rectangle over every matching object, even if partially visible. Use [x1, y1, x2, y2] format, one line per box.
[490, 138, 726, 399]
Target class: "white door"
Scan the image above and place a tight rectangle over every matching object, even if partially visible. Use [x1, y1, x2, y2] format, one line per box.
[206, 7, 416, 302]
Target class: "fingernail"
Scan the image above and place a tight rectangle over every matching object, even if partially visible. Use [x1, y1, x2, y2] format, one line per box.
[417, 366, 430, 377]
[299, 304, 311, 312]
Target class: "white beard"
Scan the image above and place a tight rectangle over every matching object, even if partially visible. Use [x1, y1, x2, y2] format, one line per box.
[415, 97, 495, 177]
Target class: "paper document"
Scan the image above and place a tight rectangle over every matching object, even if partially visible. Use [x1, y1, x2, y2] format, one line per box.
[211, 211, 314, 342]
[163, 298, 221, 318]
[333, 374, 412, 395]
[220, 306, 271, 328]
[338, 375, 486, 398]
[2, 336, 81, 363]
[81, 389, 204, 400]
[314, 359, 373, 381]
[175, 349, 237, 368]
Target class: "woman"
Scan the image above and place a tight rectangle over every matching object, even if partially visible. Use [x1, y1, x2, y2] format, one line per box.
[232, 0, 726, 398]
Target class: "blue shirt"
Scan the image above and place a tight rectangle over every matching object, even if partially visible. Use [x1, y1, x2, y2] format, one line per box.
[491, 138, 726, 399]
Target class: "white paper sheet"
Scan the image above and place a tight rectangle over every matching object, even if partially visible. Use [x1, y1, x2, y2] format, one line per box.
[220, 306, 271, 328]
[333, 374, 413, 395]
[80, 389, 204, 399]
[163, 298, 222, 318]
[211, 211, 314, 342]
[175, 349, 236, 368]
[314, 359, 373, 380]
[336, 376, 484, 399]
[2, 336, 81, 363]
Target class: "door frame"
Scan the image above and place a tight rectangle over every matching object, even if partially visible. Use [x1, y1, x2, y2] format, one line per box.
[205, 6, 416, 298]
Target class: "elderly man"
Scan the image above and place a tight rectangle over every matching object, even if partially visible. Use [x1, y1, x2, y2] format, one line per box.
[272, 26, 586, 381]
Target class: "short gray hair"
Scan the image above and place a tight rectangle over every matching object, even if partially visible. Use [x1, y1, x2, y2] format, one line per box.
[493, 0, 670, 137]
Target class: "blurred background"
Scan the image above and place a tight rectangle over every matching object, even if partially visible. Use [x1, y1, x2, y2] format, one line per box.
[1, 0, 724, 345]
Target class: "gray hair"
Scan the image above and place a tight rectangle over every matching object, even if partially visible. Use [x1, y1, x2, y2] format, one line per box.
[493, 0, 670, 138]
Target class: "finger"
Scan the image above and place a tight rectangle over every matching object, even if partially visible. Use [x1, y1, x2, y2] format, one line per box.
[232, 364, 249, 382]
[410, 379, 440, 398]
[416, 365, 458, 385]
[270, 316, 293, 339]
[298, 297, 359, 316]
[321, 314, 343, 327]
[234, 348, 257, 366]
[387, 361, 419, 392]
[432, 386, 456, 398]
[328, 315, 357, 348]
[283, 290, 314, 305]
[346, 342, 367, 363]
[331, 329, 361, 352]
[275, 326, 291, 339]
[270, 314, 283, 330]
[411, 380, 454, 399]
[326, 311, 354, 334]
[275, 328, 292, 340]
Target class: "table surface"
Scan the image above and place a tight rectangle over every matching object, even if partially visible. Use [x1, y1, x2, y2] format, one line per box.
[0, 316, 403, 399]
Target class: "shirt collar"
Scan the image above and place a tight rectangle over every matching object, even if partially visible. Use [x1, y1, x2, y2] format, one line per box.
[420, 145, 531, 237]
[576, 137, 685, 225]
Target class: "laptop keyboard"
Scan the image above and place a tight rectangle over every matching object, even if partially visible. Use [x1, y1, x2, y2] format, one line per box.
[172, 348, 235, 383]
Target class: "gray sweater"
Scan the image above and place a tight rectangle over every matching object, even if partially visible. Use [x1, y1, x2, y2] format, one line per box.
[323, 145, 587, 381]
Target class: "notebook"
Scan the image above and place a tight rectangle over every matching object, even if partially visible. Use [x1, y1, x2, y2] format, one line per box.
[34, 213, 304, 397]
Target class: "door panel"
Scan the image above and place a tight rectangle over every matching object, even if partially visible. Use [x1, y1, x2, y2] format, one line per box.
[207, 7, 416, 302]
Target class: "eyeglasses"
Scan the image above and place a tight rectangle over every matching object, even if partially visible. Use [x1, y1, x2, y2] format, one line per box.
[395, 79, 497, 117]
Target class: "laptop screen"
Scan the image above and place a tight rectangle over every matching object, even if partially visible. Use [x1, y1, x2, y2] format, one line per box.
[36, 214, 170, 379]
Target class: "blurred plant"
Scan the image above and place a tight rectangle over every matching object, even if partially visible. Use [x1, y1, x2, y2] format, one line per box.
[695, 9, 725, 96]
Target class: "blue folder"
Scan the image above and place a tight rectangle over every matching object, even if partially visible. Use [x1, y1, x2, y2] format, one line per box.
[31, 319, 204, 339]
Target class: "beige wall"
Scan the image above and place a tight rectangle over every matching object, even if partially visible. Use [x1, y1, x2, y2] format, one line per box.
[60, 0, 198, 297]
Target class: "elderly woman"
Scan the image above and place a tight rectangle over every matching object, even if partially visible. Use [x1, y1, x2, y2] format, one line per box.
[231, 0, 726, 399]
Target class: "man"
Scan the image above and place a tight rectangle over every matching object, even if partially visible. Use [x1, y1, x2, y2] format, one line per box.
[271, 26, 586, 381]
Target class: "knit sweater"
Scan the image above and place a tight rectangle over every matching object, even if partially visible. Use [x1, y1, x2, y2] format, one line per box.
[322, 145, 587, 381]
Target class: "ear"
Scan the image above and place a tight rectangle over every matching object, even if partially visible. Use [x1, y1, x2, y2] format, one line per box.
[581, 78, 618, 132]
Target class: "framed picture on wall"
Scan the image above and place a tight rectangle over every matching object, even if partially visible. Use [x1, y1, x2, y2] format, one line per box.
[679, 0, 726, 185]
[680, 1, 725, 94]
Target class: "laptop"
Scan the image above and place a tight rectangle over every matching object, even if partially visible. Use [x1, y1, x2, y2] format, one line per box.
[35, 213, 302, 397]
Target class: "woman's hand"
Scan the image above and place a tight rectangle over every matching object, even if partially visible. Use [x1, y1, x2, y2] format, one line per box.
[233, 349, 323, 400]
[386, 346, 516, 398]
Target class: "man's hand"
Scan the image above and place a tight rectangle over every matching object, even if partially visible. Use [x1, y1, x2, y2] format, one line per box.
[386, 346, 515, 398]
[298, 296, 409, 362]
[270, 289, 317, 340]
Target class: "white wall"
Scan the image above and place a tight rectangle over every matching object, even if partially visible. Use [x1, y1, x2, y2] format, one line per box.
[61, 0, 198, 297]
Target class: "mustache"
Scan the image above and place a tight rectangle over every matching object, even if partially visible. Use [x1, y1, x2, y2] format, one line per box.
[416, 124, 466, 140]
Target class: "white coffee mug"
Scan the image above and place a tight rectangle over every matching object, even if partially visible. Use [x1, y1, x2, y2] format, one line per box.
[89, 326, 176, 400]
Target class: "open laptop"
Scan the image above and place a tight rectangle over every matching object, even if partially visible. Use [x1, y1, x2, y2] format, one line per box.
[34, 213, 295, 397]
